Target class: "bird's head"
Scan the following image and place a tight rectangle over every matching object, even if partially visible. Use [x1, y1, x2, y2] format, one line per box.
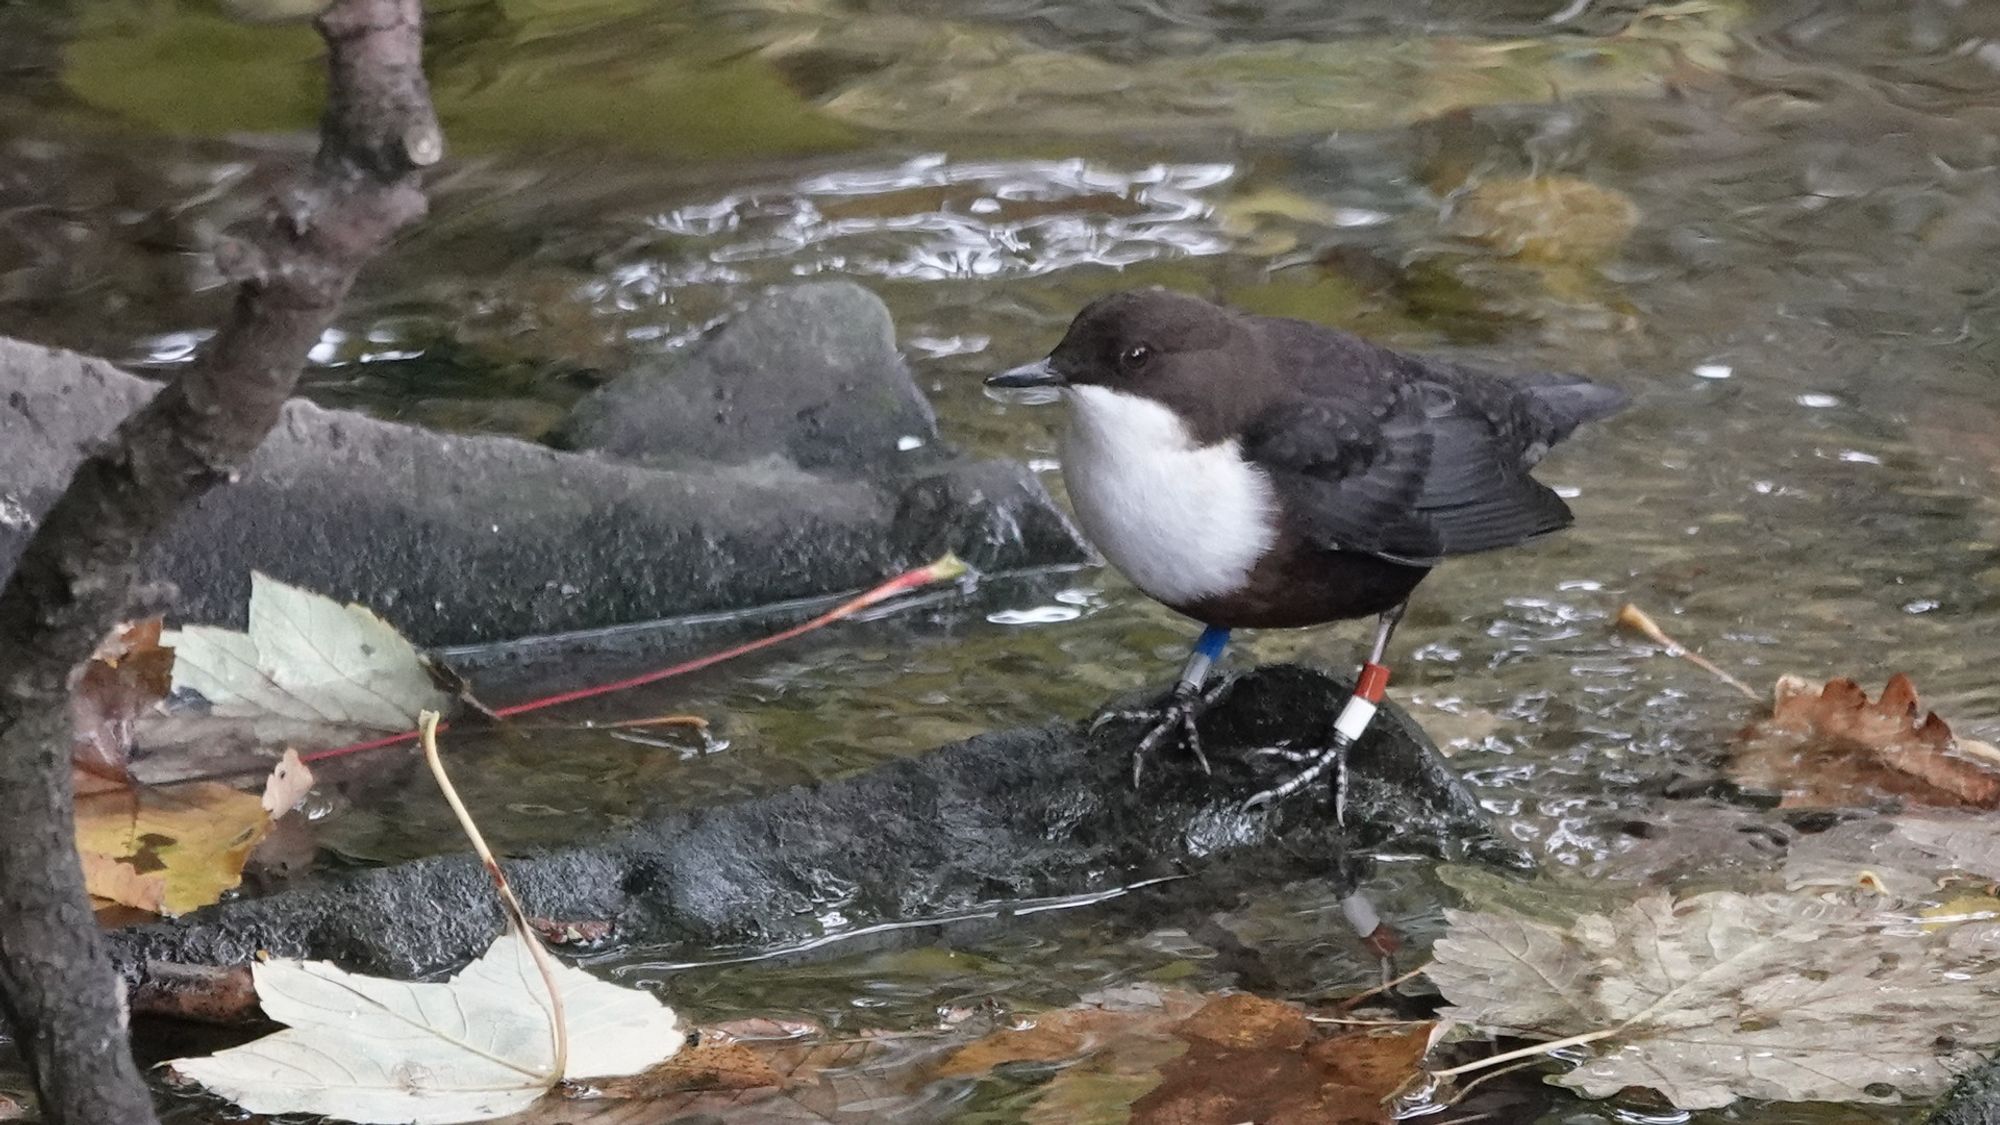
[986, 289, 1244, 399]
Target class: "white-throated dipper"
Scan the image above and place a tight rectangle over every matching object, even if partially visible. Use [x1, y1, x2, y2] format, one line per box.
[989, 289, 1627, 816]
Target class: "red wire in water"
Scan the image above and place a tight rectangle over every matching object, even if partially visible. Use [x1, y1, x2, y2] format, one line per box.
[299, 558, 965, 764]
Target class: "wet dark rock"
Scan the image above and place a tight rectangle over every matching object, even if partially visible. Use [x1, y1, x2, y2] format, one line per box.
[553, 281, 941, 472]
[0, 335, 1086, 646]
[1933, 1063, 2000, 1125]
[109, 665, 1530, 988]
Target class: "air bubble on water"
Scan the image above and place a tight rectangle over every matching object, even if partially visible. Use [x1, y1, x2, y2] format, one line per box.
[986, 605, 1082, 626]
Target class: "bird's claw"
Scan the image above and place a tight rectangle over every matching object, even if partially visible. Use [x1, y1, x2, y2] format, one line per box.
[1093, 676, 1235, 787]
[1241, 736, 1353, 819]
[1246, 745, 1314, 764]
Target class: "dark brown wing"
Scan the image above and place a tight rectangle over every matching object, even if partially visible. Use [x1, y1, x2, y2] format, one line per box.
[1240, 382, 1574, 566]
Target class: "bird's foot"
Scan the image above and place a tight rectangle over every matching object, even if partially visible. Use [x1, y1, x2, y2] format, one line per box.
[1092, 675, 1237, 786]
[1241, 736, 1352, 817]
[1243, 671, 1387, 819]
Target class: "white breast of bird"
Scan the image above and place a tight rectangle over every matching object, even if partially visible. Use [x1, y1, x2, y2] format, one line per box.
[1059, 383, 1279, 606]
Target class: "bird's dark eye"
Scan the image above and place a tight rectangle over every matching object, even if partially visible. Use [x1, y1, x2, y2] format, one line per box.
[1119, 343, 1153, 371]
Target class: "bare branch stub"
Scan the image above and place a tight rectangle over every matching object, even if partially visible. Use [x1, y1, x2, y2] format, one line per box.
[0, 0, 438, 1120]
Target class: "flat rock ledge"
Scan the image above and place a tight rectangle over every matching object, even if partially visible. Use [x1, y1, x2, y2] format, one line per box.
[109, 666, 1531, 992]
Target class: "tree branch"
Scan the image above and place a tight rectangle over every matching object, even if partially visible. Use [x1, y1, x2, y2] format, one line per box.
[0, 1, 436, 1118]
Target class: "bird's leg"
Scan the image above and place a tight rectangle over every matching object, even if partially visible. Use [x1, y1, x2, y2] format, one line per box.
[1092, 625, 1234, 786]
[1244, 603, 1406, 820]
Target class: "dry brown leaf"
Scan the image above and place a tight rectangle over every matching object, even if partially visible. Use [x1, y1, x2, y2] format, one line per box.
[70, 617, 174, 781]
[260, 748, 314, 818]
[502, 1031, 890, 1123]
[1733, 673, 2000, 809]
[506, 986, 1429, 1124]
[937, 988, 1426, 1125]
[1173, 992, 1311, 1050]
[1310, 1024, 1434, 1090]
[1131, 1005, 1430, 1125]
[933, 1006, 1168, 1077]
[591, 1040, 783, 1096]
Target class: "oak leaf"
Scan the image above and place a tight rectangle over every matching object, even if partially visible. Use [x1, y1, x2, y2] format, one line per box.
[148, 572, 454, 754]
[1733, 673, 2000, 809]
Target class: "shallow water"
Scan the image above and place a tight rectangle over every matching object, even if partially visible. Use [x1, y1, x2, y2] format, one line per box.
[8, 0, 2000, 1120]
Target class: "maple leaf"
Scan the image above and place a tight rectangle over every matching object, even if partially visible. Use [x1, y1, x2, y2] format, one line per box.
[1429, 890, 1992, 1109]
[170, 929, 684, 1124]
[75, 782, 270, 916]
[1732, 673, 2000, 809]
[146, 572, 455, 754]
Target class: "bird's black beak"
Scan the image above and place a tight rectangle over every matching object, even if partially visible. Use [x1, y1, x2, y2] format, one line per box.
[986, 359, 1066, 389]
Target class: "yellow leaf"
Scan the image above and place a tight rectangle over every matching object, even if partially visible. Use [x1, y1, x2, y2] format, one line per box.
[1922, 894, 2000, 932]
[80, 851, 166, 915]
[77, 783, 271, 916]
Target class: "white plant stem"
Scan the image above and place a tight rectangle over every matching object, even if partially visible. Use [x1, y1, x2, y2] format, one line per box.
[418, 710, 570, 1082]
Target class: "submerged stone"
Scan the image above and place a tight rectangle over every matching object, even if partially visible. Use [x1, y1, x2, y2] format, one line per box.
[555, 281, 940, 474]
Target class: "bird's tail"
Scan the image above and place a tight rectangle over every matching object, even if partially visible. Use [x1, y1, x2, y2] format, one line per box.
[1521, 374, 1630, 444]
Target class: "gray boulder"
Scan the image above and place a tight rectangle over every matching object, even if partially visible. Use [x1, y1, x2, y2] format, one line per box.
[554, 282, 941, 472]
[0, 333, 1087, 647]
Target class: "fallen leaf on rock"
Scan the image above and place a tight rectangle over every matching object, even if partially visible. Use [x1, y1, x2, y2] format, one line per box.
[170, 928, 684, 1124]
[78, 851, 166, 916]
[75, 782, 270, 915]
[150, 572, 454, 751]
[1733, 673, 2000, 809]
[71, 616, 174, 781]
[1428, 889, 1994, 1109]
[259, 748, 313, 818]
